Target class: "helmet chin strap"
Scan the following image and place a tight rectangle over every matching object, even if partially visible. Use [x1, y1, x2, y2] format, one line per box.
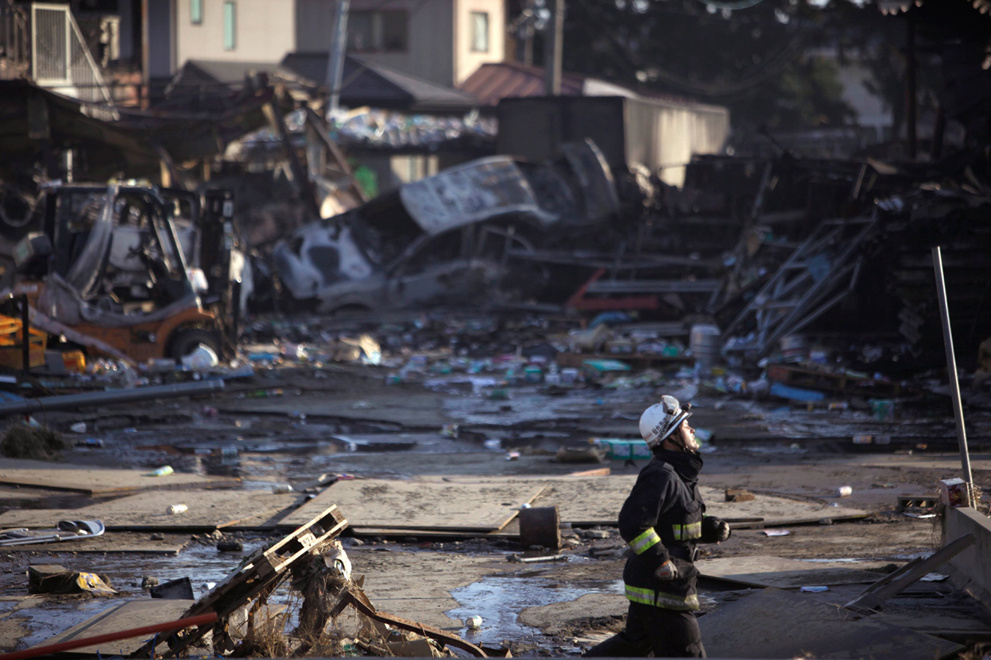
[669, 429, 697, 454]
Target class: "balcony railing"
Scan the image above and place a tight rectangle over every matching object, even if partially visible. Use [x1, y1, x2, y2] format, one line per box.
[31, 2, 117, 119]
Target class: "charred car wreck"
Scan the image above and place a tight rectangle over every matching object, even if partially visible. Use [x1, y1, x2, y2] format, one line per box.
[272, 140, 621, 314]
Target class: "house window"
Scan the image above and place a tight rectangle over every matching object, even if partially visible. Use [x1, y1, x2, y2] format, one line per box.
[223, 1, 236, 50]
[470, 11, 488, 53]
[190, 0, 202, 25]
[347, 10, 408, 53]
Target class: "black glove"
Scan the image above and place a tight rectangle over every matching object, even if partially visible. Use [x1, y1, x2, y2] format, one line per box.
[701, 516, 731, 543]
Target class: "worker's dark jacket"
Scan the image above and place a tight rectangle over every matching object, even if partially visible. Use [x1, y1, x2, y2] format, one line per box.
[619, 448, 723, 611]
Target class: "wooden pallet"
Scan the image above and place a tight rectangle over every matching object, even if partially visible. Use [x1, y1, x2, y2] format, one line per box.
[133, 504, 347, 657]
[766, 363, 902, 397]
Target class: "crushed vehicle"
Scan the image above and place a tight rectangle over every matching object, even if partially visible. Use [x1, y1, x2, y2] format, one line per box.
[6, 182, 244, 364]
[272, 139, 621, 313]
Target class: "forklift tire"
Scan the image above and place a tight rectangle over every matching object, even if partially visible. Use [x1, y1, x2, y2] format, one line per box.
[0, 186, 39, 240]
[169, 328, 221, 361]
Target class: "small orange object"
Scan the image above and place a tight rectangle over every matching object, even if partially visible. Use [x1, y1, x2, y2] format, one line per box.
[61, 350, 86, 374]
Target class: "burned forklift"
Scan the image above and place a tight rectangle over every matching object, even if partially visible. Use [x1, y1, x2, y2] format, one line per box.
[8, 183, 241, 365]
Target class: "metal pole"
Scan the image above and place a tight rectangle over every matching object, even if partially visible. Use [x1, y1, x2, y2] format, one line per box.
[0, 380, 225, 416]
[543, 0, 563, 95]
[327, 0, 350, 116]
[0, 612, 218, 660]
[932, 246, 975, 495]
[905, 11, 917, 160]
[18, 294, 28, 374]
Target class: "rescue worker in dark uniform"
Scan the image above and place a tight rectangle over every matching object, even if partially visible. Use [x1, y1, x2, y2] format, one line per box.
[585, 395, 730, 658]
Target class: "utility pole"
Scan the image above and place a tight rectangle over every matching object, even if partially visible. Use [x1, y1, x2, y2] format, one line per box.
[905, 9, 916, 160]
[523, 15, 534, 67]
[327, 0, 350, 117]
[543, 0, 563, 95]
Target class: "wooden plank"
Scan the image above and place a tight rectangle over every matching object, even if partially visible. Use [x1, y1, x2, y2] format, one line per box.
[697, 556, 898, 588]
[390, 476, 868, 528]
[39, 599, 195, 656]
[845, 533, 976, 612]
[279, 479, 545, 532]
[0, 459, 239, 495]
[700, 588, 962, 660]
[0, 490, 300, 531]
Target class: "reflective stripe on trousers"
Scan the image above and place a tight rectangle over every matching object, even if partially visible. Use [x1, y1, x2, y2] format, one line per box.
[625, 584, 700, 611]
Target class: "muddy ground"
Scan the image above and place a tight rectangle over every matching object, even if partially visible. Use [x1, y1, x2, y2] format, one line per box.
[0, 315, 989, 657]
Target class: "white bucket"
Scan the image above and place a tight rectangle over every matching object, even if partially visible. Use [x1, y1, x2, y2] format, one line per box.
[690, 324, 721, 372]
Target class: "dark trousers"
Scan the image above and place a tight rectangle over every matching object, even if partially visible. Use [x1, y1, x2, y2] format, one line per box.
[584, 602, 705, 658]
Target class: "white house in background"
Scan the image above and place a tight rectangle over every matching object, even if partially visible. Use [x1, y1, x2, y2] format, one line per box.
[148, 0, 505, 90]
[346, 0, 505, 87]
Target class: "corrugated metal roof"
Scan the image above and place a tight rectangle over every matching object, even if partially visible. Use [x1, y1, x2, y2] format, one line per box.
[458, 61, 585, 106]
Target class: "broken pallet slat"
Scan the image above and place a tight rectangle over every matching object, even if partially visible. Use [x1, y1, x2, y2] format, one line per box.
[134, 505, 348, 658]
[845, 532, 976, 613]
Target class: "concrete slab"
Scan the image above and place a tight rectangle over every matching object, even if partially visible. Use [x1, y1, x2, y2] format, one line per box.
[943, 505, 991, 608]
[697, 556, 896, 588]
[699, 587, 962, 659]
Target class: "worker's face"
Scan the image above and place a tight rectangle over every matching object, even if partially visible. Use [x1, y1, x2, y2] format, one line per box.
[675, 419, 699, 452]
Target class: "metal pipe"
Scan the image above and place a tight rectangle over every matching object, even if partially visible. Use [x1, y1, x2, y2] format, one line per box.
[932, 246, 975, 494]
[327, 0, 350, 115]
[543, 0, 563, 95]
[0, 611, 218, 660]
[0, 379, 225, 416]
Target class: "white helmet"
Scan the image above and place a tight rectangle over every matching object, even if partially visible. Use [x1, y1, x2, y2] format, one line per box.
[640, 395, 692, 448]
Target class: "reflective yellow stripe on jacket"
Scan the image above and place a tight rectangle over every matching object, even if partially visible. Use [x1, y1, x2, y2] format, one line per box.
[672, 521, 702, 541]
[629, 529, 661, 555]
[625, 585, 700, 611]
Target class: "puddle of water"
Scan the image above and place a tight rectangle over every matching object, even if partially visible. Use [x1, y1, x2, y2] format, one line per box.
[446, 575, 622, 646]
[9, 540, 271, 650]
